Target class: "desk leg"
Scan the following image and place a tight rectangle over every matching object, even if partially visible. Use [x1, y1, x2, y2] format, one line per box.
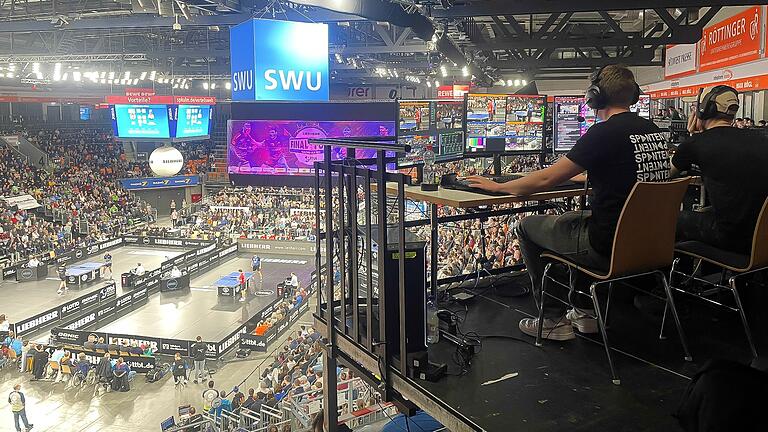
[430, 203, 438, 298]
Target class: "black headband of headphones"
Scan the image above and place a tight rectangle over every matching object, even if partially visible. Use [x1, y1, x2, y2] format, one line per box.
[585, 65, 641, 110]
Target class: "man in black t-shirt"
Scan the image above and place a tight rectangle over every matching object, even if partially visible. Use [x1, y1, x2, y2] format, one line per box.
[671, 86, 768, 253]
[468, 65, 670, 341]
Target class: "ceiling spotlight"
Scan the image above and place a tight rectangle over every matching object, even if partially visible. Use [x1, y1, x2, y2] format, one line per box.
[140, 71, 147, 80]
[225, 81, 231, 90]
[32, 62, 40, 72]
[522, 79, 528, 86]
[426, 81, 432, 88]
[73, 71, 81, 81]
[108, 71, 114, 80]
[124, 71, 131, 79]
[100, 79, 106, 84]
[203, 82, 209, 90]
[6, 72, 13, 78]
[434, 80, 440, 87]
[149, 70, 156, 81]
[8, 64, 15, 71]
[462, 65, 469, 77]
[506, 79, 513, 86]
[211, 83, 216, 89]
[440, 65, 447, 77]
[514, 79, 521, 86]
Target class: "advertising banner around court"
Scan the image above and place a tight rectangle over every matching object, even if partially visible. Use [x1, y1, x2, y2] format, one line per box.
[122, 236, 215, 249]
[237, 238, 319, 256]
[160, 338, 191, 357]
[699, 6, 762, 72]
[14, 281, 117, 337]
[2, 237, 123, 280]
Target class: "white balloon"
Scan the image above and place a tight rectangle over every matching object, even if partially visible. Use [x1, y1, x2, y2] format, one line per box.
[148, 146, 184, 176]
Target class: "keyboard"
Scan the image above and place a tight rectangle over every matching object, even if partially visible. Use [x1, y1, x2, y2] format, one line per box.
[440, 173, 582, 195]
[440, 174, 508, 196]
[484, 174, 523, 183]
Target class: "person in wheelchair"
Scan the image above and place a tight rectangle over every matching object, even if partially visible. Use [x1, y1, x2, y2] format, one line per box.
[69, 353, 90, 388]
[111, 357, 133, 392]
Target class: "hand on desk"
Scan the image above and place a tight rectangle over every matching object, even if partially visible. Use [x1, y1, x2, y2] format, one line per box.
[465, 176, 504, 193]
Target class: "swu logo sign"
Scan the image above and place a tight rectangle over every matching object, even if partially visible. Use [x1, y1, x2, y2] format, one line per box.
[264, 70, 323, 92]
[230, 19, 329, 101]
[232, 70, 253, 92]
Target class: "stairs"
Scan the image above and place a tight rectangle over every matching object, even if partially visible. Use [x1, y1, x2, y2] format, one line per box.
[209, 122, 229, 184]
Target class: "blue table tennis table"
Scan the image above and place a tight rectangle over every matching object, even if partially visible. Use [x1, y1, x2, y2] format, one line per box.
[66, 262, 104, 287]
[216, 271, 255, 298]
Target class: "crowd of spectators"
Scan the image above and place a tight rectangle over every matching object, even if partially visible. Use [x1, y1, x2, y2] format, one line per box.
[0, 127, 155, 262]
[252, 286, 309, 337]
[185, 187, 316, 241]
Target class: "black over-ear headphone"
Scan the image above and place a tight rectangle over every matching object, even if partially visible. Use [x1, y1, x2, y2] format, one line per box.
[585, 65, 641, 110]
[696, 85, 738, 120]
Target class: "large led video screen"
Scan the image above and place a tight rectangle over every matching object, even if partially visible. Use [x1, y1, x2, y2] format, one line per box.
[227, 120, 395, 175]
[111, 104, 171, 139]
[465, 94, 545, 153]
[175, 105, 212, 139]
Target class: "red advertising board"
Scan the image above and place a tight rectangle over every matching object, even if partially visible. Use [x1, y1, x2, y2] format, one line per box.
[699, 6, 762, 72]
[647, 73, 768, 99]
[437, 84, 471, 99]
[105, 95, 216, 105]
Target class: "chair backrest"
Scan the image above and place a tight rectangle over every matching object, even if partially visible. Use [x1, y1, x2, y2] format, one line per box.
[748, 197, 768, 269]
[607, 178, 691, 278]
[61, 364, 72, 374]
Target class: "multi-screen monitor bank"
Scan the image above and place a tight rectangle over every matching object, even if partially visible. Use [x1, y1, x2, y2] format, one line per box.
[222, 93, 652, 182]
[110, 104, 212, 141]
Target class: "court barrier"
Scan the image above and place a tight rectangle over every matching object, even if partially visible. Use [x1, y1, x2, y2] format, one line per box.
[48, 236, 316, 362]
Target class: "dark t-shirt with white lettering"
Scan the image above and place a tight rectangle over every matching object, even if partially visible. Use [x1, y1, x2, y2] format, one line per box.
[567, 112, 670, 255]
[672, 126, 768, 253]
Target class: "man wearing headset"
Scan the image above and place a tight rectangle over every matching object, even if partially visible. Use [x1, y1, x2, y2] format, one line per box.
[468, 64, 670, 341]
[671, 86, 768, 253]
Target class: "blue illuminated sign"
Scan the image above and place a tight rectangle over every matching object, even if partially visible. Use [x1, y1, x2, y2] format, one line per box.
[230, 19, 329, 101]
[112, 104, 171, 139]
[120, 175, 199, 190]
[175, 105, 211, 139]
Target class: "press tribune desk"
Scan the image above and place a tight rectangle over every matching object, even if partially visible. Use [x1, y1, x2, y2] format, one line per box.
[377, 182, 590, 294]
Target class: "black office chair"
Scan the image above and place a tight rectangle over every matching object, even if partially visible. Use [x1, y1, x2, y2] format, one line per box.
[667, 197, 768, 359]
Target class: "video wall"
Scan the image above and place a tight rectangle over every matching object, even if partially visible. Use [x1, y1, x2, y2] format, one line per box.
[110, 104, 212, 140]
[228, 120, 394, 175]
[465, 94, 546, 153]
[397, 100, 466, 167]
[227, 101, 397, 181]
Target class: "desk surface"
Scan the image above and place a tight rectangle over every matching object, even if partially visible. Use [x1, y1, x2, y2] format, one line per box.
[382, 183, 588, 208]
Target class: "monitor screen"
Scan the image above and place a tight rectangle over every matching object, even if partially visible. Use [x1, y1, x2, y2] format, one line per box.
[227, 120, 395, 176]
[175, 105, 212, 139]
[79, 106, 91, 121]
[111, 104, 171, 139]
[631, 95, 651, 119]
[553, 96, 596, 152]
[399, 101, 431, 133]
[160, 416, 175, 431]
[466, 94, 545, 153]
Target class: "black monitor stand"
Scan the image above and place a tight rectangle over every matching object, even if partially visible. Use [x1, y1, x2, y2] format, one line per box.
[493, 154, 503, 176]
[416, 164, 424, 185]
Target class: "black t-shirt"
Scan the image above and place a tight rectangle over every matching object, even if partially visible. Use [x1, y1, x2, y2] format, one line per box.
[567, 112, 670, 255]
[672, 126, 768, 253]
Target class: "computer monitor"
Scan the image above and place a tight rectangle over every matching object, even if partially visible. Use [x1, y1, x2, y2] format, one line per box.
[552, 96, 596, 153]
[631, 95, 651, 119]
[160, 416, 176, 431]
[397, 99, 466, 168]
[465, 93, 546, 154]
[485, 137, 507, 153]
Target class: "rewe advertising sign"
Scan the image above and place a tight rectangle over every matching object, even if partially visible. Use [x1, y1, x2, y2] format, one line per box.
[230, 19, 329, 101]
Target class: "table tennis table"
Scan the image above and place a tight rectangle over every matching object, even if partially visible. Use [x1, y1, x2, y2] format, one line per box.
[216, 271, 255, 298]
[66, 262, 104, 287]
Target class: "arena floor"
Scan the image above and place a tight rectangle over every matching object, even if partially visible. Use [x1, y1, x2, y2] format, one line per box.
[97, 254, 314, 341]
[2, 245, 187, 329]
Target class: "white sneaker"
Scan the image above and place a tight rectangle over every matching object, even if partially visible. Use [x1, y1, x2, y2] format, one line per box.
[57, 290, 63, 296]
[519, 317, 575, 341]
[566, 308, 598, 334]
